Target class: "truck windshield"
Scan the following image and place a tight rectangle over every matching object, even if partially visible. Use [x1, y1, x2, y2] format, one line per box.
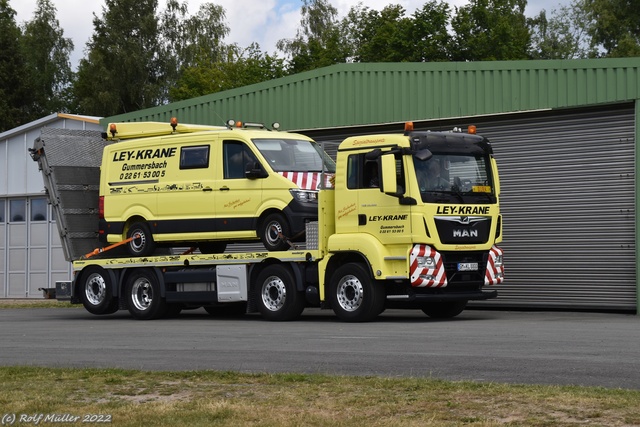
[253, 138, 336, 173]
[413, 154, 495, 203]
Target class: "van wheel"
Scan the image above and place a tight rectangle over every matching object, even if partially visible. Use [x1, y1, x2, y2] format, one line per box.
[198, 242, 227, 254]
[260, 213, 291, 251]
[79, 266, 119, 315]
[329, 263, 385, 322]
[255, 264, 305, 321]
[126, 222, 156, 257]
[125, 268, 166, 320]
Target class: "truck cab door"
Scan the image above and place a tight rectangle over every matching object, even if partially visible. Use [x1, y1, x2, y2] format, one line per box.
[349, 153, 414, 245]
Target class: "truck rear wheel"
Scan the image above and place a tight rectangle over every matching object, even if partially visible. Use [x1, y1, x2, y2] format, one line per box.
[126, 222, 156, 257]
[421, 300, 467, 318]
[79, 266, 119, 315]
[259, 213, 291, 251]
[125, 269, 167, 320]
[255, 264, 305, 321]
[329, 263, 385, 322]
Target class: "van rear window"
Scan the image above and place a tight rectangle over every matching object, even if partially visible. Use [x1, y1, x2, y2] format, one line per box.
[180, 146, 210, 169]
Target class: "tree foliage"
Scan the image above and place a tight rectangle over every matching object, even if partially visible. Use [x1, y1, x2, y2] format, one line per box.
[170, 43, 285, 101]
[450, 0, 531, 61]
[73, 0, 163, 116]
[21, 0, 74, 115]
[528, 1, 596, 59]
[0, 0, 32, 131]
[277, 0, 349, 73]
[583, 0, 640, 57]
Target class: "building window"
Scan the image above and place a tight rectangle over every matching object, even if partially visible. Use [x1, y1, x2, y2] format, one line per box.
[0, 199, 5, 223]
[31, 198, 48, 221]
[10, 199, 26, 222]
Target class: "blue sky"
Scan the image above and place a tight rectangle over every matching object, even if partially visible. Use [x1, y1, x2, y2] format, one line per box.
[12, 0, 565, 69]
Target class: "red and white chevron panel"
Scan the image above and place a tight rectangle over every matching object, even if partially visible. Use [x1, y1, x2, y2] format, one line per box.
[279, 172, 335, 190]
[484, 245, 504, 285]
[410, 244, 447, 288]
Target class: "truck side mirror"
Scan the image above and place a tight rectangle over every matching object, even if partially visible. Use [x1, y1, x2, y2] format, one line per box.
[380, 155, 400, 196]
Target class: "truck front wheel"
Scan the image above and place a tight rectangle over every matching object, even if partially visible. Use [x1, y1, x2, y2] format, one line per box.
[421, 300, 467, 319]
[125, 269, 167, 320]
[79, 266, 119, 315]
[255, 264, 305, 321]
[329, 263, 385, 322]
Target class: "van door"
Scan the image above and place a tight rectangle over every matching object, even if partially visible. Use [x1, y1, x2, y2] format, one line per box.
[155, 143, 216, 239]
[214, 140, 263, 238]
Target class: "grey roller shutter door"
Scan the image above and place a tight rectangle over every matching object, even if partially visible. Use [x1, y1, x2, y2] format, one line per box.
[473, 104, 636, 310]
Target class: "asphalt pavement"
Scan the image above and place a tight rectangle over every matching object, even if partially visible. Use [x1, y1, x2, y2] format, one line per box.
[1, 307, 638, 389]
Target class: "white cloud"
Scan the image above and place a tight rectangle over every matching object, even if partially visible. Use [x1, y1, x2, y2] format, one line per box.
[11, 0, 566, 69]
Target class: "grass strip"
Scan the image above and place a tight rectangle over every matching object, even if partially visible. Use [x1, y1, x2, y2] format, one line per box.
[0, 367, 638, 426]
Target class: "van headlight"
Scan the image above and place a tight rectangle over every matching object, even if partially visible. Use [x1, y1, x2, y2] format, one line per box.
[290, 189, 318, 203]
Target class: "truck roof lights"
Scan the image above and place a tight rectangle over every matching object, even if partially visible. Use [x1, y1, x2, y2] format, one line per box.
[404, 121, 414, 134]
[468, 125, 477, 134]
[170, 117, 178, 131]
[109, 123, 117, 137]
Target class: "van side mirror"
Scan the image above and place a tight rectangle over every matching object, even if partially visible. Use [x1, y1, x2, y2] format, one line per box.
[245, 162, 268, 179]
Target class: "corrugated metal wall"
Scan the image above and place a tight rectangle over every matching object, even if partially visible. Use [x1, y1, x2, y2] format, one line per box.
[103, 59, 640, 131]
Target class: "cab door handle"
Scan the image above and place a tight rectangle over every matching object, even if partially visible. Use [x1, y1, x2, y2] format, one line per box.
[202, 188, 213, 192]
[219, 186, 230, 191]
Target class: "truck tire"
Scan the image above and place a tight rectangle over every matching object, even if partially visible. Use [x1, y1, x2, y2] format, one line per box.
[259, 213, 291, 251]
[126, 222, 156, 257]
[255, 264, 305, 321]
[329, 263, 385, 322]
[421, 300, 467, 319]
[125, 269, 167, 320]
[79, 266, 119, 315]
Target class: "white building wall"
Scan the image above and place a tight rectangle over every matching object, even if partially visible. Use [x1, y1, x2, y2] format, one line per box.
[0, 114, 103, 298]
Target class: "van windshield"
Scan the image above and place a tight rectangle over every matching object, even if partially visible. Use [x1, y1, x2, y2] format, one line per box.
[253, 138, 336, 173]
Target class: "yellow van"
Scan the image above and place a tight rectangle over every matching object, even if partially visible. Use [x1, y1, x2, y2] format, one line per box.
[98, 120, 335, 256]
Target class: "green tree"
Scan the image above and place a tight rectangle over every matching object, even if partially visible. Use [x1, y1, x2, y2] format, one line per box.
[73, 0, 164, 116]
[528, 2, 595, 59]
[0, 0, 32, 131]
[411, 1, 452, 62]
[343, 4, 415, 62]
[170, 43, 285, 101]
[583, 0, 640, 57]
[21, 0, 74, 115]
[450, 0, 531, 61]
[277, 0, 348, 73]
[341, 1, 452, 63]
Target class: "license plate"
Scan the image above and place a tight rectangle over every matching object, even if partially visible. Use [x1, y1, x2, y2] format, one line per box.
[458, 262, 478, 271]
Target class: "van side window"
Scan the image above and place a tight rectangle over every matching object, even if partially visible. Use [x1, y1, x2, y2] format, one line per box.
[180, 146, 209, 169]
[223, 141, 259, 179]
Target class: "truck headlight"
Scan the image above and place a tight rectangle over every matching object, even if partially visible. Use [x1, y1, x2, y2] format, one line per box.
[290, 189, 318, 203]
[494, 254, 503, 268]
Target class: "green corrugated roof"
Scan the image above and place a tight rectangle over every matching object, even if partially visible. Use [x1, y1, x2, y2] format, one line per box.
[103, 58, 640, 131]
